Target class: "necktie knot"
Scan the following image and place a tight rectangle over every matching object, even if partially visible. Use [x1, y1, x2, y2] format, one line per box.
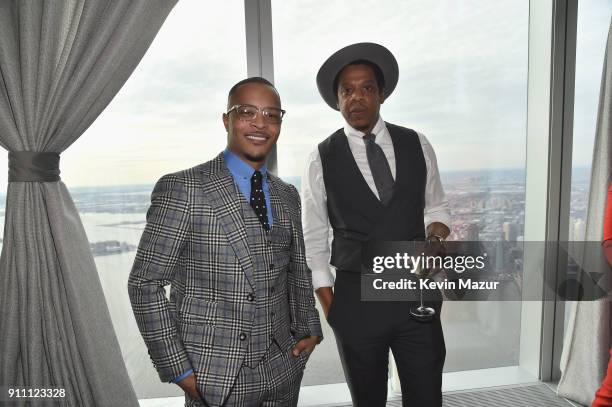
[363, 133, 376, 144]
[252, 170, 263, 184]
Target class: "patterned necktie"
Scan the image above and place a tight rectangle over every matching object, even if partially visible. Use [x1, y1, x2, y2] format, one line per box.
[250, 170, 270, 230]
[363, 133, 395, 205]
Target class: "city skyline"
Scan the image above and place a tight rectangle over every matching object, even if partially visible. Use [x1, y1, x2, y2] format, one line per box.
[0, 165, 592, 230]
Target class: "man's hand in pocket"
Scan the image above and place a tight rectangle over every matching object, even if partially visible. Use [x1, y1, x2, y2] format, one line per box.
[176, 373, 202, 402]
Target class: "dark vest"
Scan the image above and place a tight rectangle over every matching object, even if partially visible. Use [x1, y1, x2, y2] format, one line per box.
[318, 123, 427, 272]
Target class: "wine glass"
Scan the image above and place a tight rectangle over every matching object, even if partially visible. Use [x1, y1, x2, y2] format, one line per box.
[410, 258, 436, 322]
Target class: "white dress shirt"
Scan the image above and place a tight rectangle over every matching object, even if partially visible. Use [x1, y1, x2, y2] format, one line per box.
[301, 116, 451, 290]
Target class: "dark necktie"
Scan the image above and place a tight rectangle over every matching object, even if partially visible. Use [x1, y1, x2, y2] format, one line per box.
[363, 133, 395, 205]
[250, 170, 270, 230]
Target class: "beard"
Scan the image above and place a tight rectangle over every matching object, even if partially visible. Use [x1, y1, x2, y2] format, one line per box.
[344, 111, 377, 133]
[351, 121, 370, 131]
[243, 151, 266, 162]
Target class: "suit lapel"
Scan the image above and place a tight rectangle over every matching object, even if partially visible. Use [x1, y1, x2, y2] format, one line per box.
[268, 175, 283, 227]
[199, 153, 255, 291]
[268, 174, 298, 250]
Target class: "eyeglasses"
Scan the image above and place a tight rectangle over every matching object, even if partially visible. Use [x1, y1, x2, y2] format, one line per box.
[226, 104, 286, 124]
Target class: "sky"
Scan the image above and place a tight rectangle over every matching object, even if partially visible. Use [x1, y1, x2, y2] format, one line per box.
[0, 0, 609, 188]
[272, 0, 533, 177]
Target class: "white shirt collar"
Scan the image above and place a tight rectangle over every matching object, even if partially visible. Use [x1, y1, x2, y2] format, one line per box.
[344, 115, 387, 144]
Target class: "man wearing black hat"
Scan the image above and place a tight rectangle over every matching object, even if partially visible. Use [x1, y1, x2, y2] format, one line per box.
[301, 43, 451, 406]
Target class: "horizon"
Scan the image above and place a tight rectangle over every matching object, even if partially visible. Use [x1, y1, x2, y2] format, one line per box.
[0, 165, 592, 194]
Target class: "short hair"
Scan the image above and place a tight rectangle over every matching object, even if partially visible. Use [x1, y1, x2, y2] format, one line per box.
[333, 59, 385, 95]
[227, 77, 278, 108]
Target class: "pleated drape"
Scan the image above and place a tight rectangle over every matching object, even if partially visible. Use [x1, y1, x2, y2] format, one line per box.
[0, 1, 177, 405]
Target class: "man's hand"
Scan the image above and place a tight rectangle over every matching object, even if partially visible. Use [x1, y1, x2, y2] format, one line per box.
[426, 221, 450, 241]
[423, 221, 451, 279]
[315, 287, 334, 319]
[292, 336, 320, 358]
[176, 373, 202, 402]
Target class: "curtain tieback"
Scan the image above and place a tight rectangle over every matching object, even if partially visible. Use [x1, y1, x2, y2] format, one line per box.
[8, 151, 61, 182]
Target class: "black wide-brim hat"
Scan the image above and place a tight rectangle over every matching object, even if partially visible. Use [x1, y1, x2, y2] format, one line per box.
[316, 42, 399, 111]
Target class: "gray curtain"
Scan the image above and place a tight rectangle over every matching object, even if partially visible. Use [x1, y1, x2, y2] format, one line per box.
[0, 1, 177, 406]
[557, 19, 612, 406]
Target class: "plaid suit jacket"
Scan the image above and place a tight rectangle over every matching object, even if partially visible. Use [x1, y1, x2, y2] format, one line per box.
[127, 153, 322, 406]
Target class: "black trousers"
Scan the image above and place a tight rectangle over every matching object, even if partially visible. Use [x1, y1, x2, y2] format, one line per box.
[328, 271, 446, 407]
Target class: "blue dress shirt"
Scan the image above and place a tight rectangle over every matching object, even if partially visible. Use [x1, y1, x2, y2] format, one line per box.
[171, 369, 193, 383]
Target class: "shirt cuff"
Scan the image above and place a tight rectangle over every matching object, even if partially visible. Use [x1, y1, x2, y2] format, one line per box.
[424, 211, 451, 232]
[312, 267, 335, 290]
[171, 369, 193, 383]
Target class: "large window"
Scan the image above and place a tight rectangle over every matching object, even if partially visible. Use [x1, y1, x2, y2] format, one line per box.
[272, 0, 529, 382]
[77, 2, 246, 399]
[0, 1, 247, 400]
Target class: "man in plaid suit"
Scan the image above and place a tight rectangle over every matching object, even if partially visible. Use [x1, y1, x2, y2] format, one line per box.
[128, 77, 323, 407]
